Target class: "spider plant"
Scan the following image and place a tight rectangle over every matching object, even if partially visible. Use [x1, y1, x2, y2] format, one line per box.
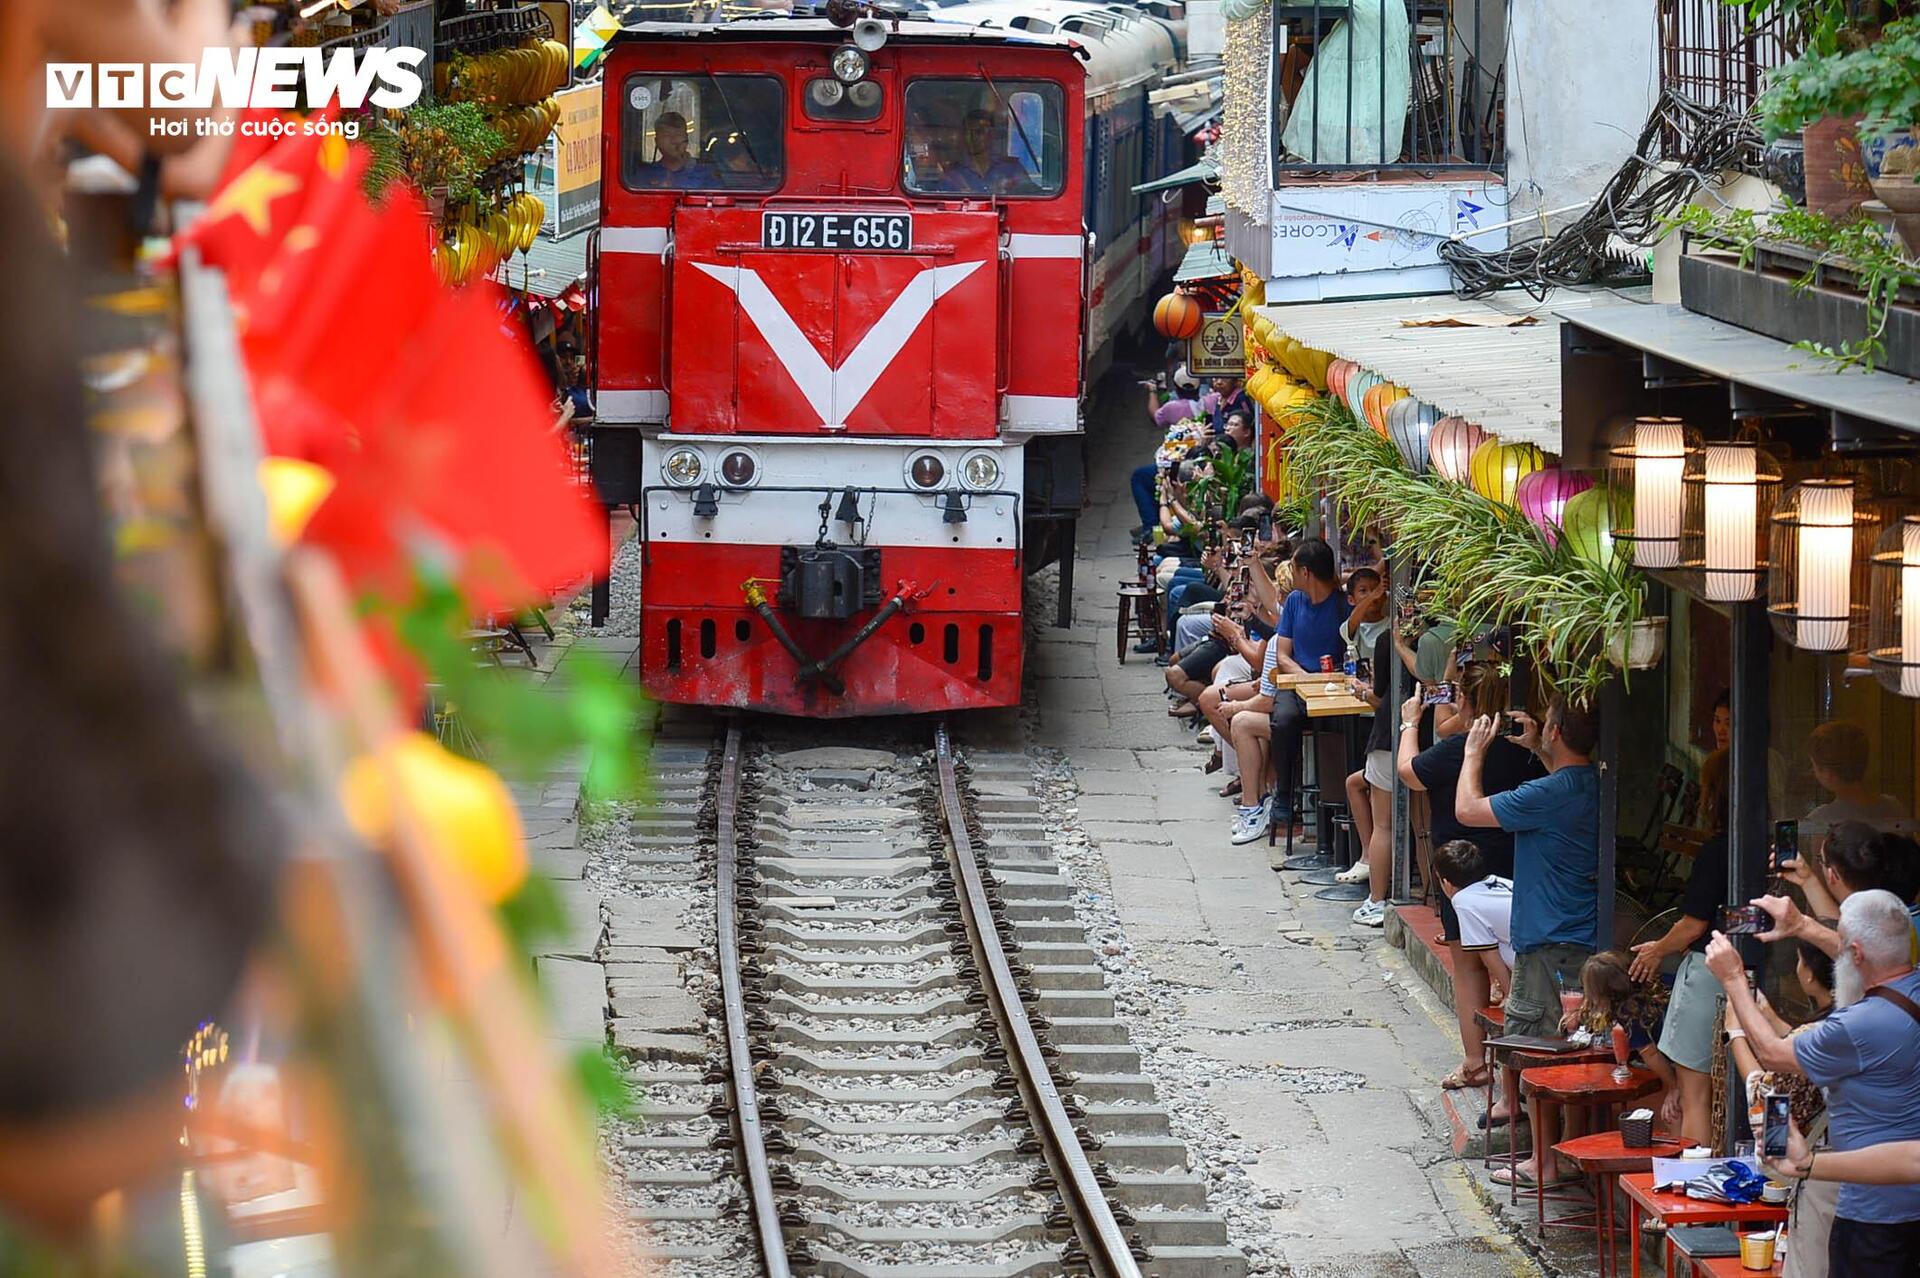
[1279, 395, 1646, 697]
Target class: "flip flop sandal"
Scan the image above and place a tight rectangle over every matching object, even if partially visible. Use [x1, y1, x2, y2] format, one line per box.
[1477, 1110, 1515, 1130]
[1203, 750, 1222, 774]
[1441, 1067, 1491, 1091]
[1169, 703, 1198, 719]
[1217, 780, 1242, 799]
[1490, 1167, 1576, 1190]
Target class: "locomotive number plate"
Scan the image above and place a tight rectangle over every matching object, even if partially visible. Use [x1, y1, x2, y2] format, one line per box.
[761, 211, 913, 252]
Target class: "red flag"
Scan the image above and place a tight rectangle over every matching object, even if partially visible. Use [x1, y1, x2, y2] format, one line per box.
[172, 110, 341, 297]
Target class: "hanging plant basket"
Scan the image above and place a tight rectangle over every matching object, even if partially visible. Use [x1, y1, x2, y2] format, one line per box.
[1606, 616, 1668, 671]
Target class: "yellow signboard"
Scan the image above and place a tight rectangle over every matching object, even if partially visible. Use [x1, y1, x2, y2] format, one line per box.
[1189, 312, 1245, 377]
[552, 82, 601, 238]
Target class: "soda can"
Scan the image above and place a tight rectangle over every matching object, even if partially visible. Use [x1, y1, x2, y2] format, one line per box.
[1320, 655, 1334, 673]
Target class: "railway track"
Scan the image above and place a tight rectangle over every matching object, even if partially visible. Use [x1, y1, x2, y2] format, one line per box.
[621, 719, 1247, 1277]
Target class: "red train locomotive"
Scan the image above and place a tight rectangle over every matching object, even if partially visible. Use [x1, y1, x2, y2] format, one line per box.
[587, 5, 1186, 715]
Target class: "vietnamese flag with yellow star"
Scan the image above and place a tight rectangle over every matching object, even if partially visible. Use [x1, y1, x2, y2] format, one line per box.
[174, 111, 608, 621]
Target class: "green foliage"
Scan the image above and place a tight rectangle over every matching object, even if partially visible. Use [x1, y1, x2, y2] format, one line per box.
[575, 1046, 639, 1119]
[1754, 15, 1920, 141]
[386, 569, 647, 804]
[363, 103, 507, 210]
[1188, 445, 1256, 521]
[1662, 201, 1920, 370]
[1283, 396, 1644, 697]
[1717, 0, 1860, 57]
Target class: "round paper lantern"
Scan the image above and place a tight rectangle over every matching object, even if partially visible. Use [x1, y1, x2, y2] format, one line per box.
[1561, 486, 1625, 571]
[1300, 346, 1333, 391]
[1428, 416, 1489, 484]
[1345, 369, 1381, 424]
[1470, 438, 1545, 506]
[1153, 292, 1202, 340]
[1516, 466, 1596, 546]
[1326, 358, 1357, 401]
[1387, 399, 1437, 474]
[1363, 382, 1409, 436]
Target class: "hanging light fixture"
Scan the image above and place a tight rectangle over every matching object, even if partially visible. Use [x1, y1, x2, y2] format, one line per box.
[1680, 440, 1783, 603]
[1608, 417, 1701, 570]
[1769, 478, 1881, 652]
[1870, 515, 1920, 696]
[1386, 399, 1437, 474]
[1429, 417, 1489, 484]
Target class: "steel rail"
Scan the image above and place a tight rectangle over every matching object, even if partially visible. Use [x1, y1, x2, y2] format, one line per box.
[932, 722, 1143, 1278]
[714, 723, 792, 1278]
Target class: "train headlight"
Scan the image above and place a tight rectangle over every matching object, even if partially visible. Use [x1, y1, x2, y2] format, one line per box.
[719, 448, 759, 488]
[809, 78, 846, 107]
[847, 79, 882, 110]
[662, 447, 704, 487]
[906, 452, 946, 490]
[830, 45, 869, 84]
[960, 451, 1001, 491]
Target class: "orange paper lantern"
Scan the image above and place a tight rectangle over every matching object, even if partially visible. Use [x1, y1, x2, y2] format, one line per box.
[1153, 292, 1203, 340]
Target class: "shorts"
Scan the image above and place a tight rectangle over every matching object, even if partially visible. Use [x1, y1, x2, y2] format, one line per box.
[1656, 950, 1720, 1073]
[1506, 943, 1593, 1038]
[1827, 1217, 1920, 1278]
[1439, 892, 1459, 944]
[1364, 748, 1393, 790]
[1177, 638, 1231, 683]
[1212, 655, 1253, 687]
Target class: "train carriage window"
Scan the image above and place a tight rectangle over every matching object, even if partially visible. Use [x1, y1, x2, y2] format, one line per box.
[902, 79, 1064, 198]
[620, 74, 784, 192]
[805, 76, 884, 123]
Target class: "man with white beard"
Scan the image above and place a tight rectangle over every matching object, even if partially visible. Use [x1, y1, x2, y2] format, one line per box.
[1708, 890, 1920, 1276]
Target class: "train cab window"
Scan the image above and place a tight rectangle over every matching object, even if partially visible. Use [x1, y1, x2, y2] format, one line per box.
[901, 79, 1064, 198]
[804, 76, 884, 123]
[620, 74, 784, 192]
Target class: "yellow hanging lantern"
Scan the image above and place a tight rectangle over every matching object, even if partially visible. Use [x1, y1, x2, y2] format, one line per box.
[1469, 438, 1545, 507]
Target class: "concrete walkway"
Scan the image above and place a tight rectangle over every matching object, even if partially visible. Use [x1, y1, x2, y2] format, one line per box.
[1021, 385, 1547, 1277]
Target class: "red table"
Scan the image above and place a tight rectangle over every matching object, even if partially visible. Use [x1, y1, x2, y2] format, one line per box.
[1523, 1064, 1664, 1234]
[1553, 1130, 1685, 1278]
[1618, 1172, 1788, 1278]
[1690, 1255, 1782, 1277]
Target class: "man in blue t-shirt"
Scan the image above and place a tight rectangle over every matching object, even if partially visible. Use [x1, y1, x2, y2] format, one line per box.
[1456, 694, 1601, 1038]
[1710, 889, 1920, 1276]
[1230, 538, 1349, 844]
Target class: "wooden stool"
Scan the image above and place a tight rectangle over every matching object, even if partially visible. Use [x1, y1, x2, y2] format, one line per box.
[1553, 1130, 1685, 1278]
[1115, 583, 1161, 665]
[1521, 1064, 1663, 1235]
[1481, 1040, 1611, 1200]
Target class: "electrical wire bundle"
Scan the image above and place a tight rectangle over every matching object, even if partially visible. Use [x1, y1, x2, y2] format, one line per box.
[1439, 89, 1765, 300]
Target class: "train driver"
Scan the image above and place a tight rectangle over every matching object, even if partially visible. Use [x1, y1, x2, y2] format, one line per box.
[933, 109, 1033, 195]
[634, 110, 713, 188]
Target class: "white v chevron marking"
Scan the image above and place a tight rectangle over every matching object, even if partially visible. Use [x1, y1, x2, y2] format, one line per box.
[692, 260, 983, 426]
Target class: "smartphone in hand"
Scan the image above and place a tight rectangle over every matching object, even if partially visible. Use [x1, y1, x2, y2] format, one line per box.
[1773, 819, 1800, 870]
[1762, 1092, 1791, 1160]
[1422, 681, 1456, 706]
[1719, 904, 1770, 936]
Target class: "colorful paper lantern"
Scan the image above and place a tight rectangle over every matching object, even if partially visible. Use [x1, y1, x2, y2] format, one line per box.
[1387, 399, 1438, 474]
[1344, 369, 1380, 424]
[1153, 292, 1203, 340]
[1363, 382, 1409, 436]
[1429, 416, 1489, 484]
[1326, 358, 1357, 401]
[1561, 486, 1625, 571]
[1469, 438, 1545, 506]
[1516, 467, 1596, 546]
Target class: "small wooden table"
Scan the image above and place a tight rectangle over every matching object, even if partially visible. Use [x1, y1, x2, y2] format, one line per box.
[1618, 1173, 1788, 1278]
[1523, 1065, 1664, 1236]
[1553, 1130, 1686, 1278]
[1480, 1037, 1610, 1193]
[1689, 1254, 1782, 1277]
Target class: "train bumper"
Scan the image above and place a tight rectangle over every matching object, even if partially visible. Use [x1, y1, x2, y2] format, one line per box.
[639, 601, 1022, 717]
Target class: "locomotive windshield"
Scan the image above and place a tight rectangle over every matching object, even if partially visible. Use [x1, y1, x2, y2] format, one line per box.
[620, 74, 785, 192]
[901, 79, 1064, 198]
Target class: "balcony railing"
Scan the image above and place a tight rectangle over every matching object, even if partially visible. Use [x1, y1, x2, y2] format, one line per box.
[1269, 0, 1507, 177]
[1657, 0, 1794, 154]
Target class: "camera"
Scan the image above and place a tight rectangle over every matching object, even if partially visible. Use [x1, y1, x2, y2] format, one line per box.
[1762, 1092, 1792, 1160]
[1718, 904, 1770, 936]
[1773, 819, 1800, 870]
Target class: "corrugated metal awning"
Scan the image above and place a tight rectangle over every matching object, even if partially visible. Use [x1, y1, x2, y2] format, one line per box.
[1175, 237, 1235, 282]
[1132, 157, 1219, 195]
[498, 231, 591, 299]
[1253, 288, 1652, 453]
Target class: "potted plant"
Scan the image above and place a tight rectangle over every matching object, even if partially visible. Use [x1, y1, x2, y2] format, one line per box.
[1730, 1, 1919, 214]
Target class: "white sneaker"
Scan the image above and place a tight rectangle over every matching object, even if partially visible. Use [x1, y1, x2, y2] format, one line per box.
[1351, 899, 1387, 927]
[1230, 799, 1272, 845]
[1334, 861, 1371, 885]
